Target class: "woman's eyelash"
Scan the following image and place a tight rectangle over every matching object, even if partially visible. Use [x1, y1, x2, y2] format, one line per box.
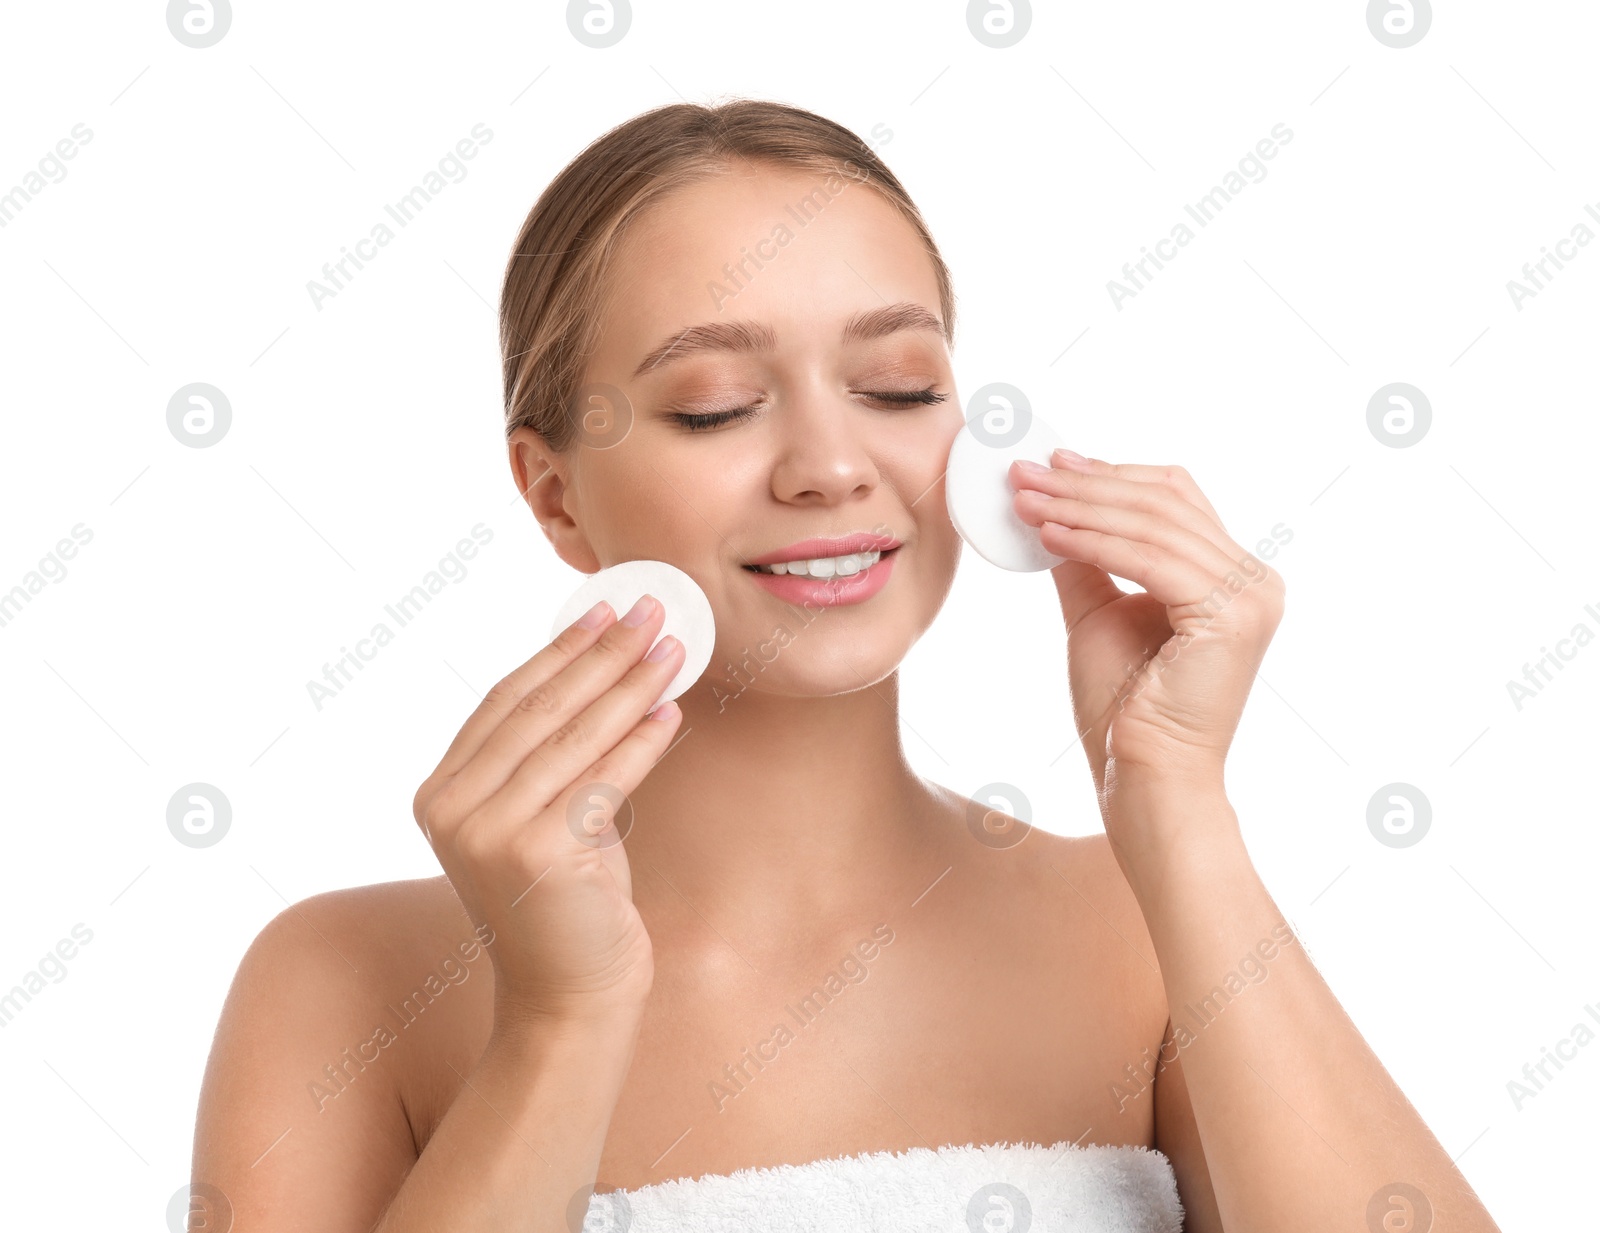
[669, 388, 949, 433]
[869, 388, 949, 407]
[670, 407, 756, 432]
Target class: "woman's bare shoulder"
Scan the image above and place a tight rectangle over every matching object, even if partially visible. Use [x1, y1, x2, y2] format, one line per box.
[1022, 829, 1165, 1035]
[230, 875, 478, 998]
[232, 872, 494, 1065]
[295, 872, 467, 942]
[263, 872, 466, 936]
[1040, 831, 1158, 964]
[193, 875, 490, 1228]
[208, 873, 486, 1073]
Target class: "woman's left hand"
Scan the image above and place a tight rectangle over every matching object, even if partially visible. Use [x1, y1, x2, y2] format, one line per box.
[1009, 451, 1285, 819]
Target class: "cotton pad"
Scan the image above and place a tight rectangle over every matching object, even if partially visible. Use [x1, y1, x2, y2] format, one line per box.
[551, 559, 716, 711]
[945, 411, 1072, 572]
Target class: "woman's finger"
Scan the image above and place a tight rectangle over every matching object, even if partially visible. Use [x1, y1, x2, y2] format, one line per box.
[1033, 519, 1219, 611]
[439, 601, 675, 823]
[1013, 486, 1249, 587]
[422, 600, 618, 790]
[469, 638, 688, 847]
[1011, 459, 1240, 562]
[1052, 455, 1227, 528]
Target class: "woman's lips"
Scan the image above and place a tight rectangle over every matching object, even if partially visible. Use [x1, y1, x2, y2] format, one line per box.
[741, 547, 900, 606]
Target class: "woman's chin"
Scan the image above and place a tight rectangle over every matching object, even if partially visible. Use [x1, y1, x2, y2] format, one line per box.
[695, 635, 909, 707]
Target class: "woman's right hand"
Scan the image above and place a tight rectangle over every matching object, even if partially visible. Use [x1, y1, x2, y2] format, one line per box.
[412, 593, 686, 1032]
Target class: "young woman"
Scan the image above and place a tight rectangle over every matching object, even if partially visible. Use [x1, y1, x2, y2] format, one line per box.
[192, 99, 1502, 1232]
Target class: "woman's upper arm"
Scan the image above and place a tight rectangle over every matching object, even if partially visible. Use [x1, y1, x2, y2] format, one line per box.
[1153, 1017, 1225, 1233]
[1070, 833, 1225, 1233]
[192, 892, 419, 1232]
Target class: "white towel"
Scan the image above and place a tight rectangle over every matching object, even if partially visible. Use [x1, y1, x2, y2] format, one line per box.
[582, 1140, 1184, 1232]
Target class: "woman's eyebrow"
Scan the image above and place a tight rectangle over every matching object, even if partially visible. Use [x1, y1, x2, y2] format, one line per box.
[632, 302, 945, 377]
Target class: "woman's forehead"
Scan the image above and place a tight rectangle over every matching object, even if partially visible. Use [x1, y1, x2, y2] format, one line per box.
[597, 171, 943, 368]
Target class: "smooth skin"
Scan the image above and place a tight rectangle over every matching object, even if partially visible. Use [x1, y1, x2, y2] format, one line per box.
[191, 158, 1498, 1232]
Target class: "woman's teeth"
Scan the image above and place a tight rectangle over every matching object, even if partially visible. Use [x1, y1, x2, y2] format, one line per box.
[751, 549, 884, 577]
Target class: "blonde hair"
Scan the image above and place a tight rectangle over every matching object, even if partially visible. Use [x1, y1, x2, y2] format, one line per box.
[499, 98, 957, 449]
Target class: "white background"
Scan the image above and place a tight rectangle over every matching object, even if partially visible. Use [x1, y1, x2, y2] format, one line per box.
[1, 1, 1594, 1228]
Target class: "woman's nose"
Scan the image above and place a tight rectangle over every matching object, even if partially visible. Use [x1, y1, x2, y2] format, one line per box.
[767, 402, 880, 504]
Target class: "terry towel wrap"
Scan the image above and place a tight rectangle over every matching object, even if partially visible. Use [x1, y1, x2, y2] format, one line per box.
[581, 1139, 1183, 1232]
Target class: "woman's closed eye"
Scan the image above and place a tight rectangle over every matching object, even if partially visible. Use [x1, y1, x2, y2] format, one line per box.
[668, 387, 949, 433]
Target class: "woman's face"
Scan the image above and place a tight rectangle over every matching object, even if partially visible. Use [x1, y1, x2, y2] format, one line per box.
[513, 159, 963, 696]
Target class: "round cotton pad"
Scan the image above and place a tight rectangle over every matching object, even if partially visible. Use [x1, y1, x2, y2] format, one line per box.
[550, 559, 715, 711]
[945, 410, 1073, 572]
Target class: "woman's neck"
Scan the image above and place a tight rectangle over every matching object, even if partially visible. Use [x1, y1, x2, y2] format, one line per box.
[621, 669, 959, 942]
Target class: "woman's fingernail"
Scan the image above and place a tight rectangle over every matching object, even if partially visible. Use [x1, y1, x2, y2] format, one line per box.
[1054, 448, 1090, 467]
[645, 634, 680, 663]
[1014, 458, 1051, 475]
[577, 600, 613, 629]
[622, 594, 658, 626]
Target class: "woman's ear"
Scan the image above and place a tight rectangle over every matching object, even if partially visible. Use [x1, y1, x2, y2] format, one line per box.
[507, 426, 601, 573]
